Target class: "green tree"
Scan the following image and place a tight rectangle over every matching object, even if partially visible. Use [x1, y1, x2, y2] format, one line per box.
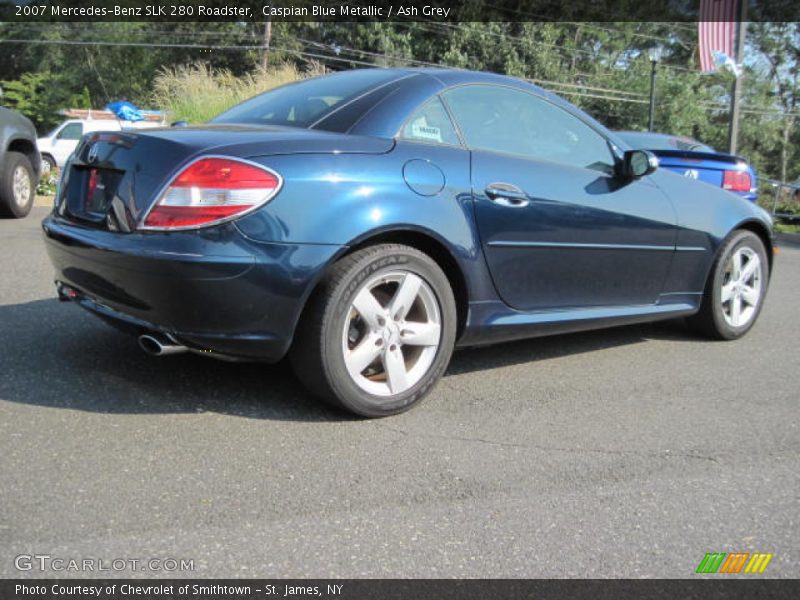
[1, 71, 87, 132]
[747, 22, 800, 182]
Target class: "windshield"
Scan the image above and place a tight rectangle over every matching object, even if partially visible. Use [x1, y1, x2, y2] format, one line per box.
[617, 132, 714, 153]
[211, 69, 401, 129]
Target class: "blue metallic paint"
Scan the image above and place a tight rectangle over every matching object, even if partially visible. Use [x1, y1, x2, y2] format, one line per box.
[402, 159, 446, 196]
[42, 68, 773, 361]
[43, 216, 342, 360]
[468, 149, 677, 310]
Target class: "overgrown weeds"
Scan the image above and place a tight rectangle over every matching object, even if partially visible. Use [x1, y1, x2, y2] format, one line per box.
[151, 62, 326, 123]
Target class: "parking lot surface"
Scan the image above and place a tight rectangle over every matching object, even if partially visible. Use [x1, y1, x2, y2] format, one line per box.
[1, 208, 798, 578]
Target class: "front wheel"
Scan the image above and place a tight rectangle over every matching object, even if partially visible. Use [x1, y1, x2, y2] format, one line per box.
[41, 154, 57, 175]
[290, 244, 457, 417]
[0, 151, 35, 218]
[688, 230, 769, 340]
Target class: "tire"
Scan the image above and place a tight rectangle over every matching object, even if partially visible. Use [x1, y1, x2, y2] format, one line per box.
[687, 230, 769, 340]
[41, 154, 57, 175]
[290, 244, 457, 417]
[0, 151, 35, 218]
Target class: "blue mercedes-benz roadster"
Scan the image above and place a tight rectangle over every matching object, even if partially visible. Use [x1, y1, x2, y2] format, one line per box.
[43, 68, 774, 417]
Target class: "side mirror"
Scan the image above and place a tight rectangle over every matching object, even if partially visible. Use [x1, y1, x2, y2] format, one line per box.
[623, 150, 658, 179]
[171, 120, 189, 128]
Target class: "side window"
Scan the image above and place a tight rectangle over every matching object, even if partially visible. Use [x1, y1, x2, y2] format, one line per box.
[399, 97, 461, 146]
[57, 123, 83, 140]
[442, 85, 614, 173]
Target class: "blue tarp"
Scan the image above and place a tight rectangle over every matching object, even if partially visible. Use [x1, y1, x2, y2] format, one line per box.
[105, 101, 144, 122]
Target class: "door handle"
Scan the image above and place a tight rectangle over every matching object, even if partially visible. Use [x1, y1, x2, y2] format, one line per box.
[485, 182, 529, 207]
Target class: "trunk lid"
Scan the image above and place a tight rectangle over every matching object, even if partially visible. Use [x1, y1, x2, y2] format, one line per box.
[55, 125, 394, 232]
[651, 150, 746, 190]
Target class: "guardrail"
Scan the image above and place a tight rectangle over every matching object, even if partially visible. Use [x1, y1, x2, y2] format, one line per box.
[760, 178, 800, 221]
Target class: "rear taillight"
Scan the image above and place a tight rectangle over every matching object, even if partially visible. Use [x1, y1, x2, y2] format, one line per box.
[723, 170, 752, 193]
[141, 157, 281, 230]
[85, 168, 99, 208]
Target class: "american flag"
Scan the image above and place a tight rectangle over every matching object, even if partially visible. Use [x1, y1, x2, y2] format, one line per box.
[698, 0, 739, 72]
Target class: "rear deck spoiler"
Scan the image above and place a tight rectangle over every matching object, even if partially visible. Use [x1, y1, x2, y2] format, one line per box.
[649, 149, 746, 165]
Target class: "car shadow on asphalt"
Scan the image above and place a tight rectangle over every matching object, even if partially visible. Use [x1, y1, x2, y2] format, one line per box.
[447, 318, 703, 375]
[0, 299, 707, 421]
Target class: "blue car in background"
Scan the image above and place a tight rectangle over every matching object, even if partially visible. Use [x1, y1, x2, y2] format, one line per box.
[617, 131, 758, 202]
[43, 69, 773, 417]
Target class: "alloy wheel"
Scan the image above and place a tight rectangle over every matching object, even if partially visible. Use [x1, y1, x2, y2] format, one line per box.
[720, 246, 762, 328]
[342, 270, 442, 397]
[12, 165, 32, 208]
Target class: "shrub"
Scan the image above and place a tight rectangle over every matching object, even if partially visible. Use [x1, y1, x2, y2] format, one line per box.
[36, 169, 59, 197]
[151, 62, 326, 124]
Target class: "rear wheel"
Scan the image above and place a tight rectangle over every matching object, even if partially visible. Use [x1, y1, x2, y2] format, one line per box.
[0, 152, 35, 218]
[290, 244, 457, 417]
[688, 230, 769, 340]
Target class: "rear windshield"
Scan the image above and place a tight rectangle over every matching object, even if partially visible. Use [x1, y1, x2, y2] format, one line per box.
[618, 132, 714, 153]
[211, 69, 400, 129]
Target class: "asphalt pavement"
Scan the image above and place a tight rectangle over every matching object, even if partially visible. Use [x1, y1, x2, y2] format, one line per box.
[1, 208, 798, 578]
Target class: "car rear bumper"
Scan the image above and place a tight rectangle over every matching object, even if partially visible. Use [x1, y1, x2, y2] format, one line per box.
[738, 191, 758, 203]
[42, 213, 342, 361]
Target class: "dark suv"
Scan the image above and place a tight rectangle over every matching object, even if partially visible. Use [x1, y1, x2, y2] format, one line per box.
[0, 107, 41, 218]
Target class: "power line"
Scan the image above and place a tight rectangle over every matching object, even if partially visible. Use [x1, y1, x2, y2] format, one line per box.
[263, 35, 660, 101]
[0, 38, 265, 50]
[302, 38, 654, 101]
[268, 45, 389, 69]
[7, 24, 652, 96]
[529, 77, 648, 98]
[292, 36, 445, 68]
[397, 21, 703, 76]
[480, 7, 690, 45]
[547, 89, 649, 104]
[6, 20, 707, 78]
[3, 33, 796, 119]
[0, 35, 650, 102]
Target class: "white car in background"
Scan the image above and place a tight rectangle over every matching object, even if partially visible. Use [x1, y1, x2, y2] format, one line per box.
[37, 117, 163, 173]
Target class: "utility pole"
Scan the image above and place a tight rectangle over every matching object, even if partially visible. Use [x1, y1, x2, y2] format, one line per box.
[648, 59, 658, 131]
[647, 46, 662, 132]
[728, 0, 748, 154]
[259, 20, 272, 71]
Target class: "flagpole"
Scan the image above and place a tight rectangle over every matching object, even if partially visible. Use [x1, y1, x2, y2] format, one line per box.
[728, 0, 748, 155]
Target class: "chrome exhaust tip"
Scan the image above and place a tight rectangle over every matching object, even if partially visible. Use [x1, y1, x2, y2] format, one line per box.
[138, 334, 188, 357]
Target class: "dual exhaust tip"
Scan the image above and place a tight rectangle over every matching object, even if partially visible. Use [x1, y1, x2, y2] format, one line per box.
[138, 333, 188, 357]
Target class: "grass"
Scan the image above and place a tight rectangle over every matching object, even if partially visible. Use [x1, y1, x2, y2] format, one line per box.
[151, 62, 326, 124]
[774, 220, 800, 234]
